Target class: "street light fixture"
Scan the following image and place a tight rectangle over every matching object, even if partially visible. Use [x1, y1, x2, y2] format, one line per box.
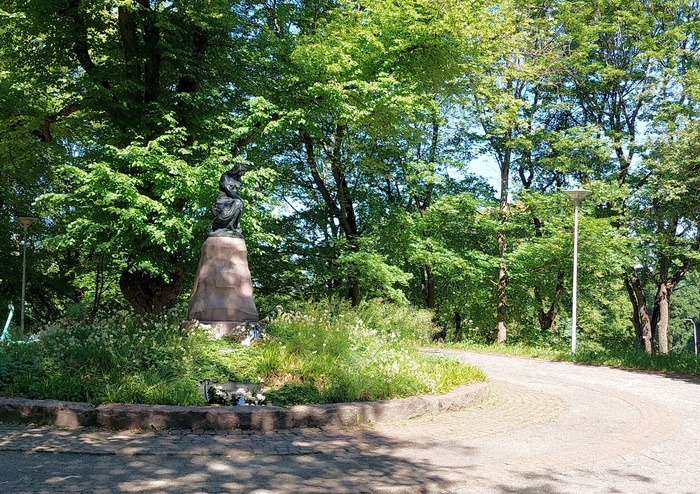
[17, 216, 36, 336]
[564, 189, 591, 354]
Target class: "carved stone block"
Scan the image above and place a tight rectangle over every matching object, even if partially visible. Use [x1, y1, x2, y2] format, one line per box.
[187, 237, 259, 335]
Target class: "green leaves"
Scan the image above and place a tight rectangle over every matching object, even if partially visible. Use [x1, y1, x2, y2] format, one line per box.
[3, 0, 700, 352]
[40, 126, 212, 278]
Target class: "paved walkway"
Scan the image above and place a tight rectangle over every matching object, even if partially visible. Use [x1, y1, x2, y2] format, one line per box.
[1, 350, 699, 493]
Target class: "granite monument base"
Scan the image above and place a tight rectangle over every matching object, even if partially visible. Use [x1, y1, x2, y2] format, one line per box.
[187, 236, 258, 339]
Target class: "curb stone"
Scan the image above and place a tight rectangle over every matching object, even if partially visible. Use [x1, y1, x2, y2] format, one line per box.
[0, 382, 489, 431]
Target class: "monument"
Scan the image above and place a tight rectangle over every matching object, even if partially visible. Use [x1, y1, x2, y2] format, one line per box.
[187, 162, 259, 339]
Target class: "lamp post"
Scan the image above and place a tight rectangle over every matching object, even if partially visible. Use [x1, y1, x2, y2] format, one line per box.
[684, 319, 698, 356]
[564, 189, 591, 354]
[17, 216, 36, 336]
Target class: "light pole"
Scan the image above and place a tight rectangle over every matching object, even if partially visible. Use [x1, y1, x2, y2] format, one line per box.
[564, 189, 591, 354]
[684, 319, 698, 356]
[17, 216, 36, 336]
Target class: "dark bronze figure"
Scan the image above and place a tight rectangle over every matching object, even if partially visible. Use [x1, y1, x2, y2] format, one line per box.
[208, 163, 247, 238]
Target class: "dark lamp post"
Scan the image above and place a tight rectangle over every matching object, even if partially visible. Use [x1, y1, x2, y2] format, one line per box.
[17, 216, 36, 335]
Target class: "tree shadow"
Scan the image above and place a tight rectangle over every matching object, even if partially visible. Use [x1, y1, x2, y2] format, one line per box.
[441, 347, 700, 387]
[492, 466, 699, 494]
[0, 425, 477, 493]
[613, 366, 700, 386]
[2, 428, 694, 493]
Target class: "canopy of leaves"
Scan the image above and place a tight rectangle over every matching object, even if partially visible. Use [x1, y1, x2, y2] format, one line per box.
[2, 0, 700, 355]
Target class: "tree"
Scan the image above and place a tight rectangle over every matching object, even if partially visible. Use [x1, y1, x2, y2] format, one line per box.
[554, 0, 700, 352]
[407, 192, 499, 340]
[247, 0, 490, 305]
[669, 269, 700, 353]
[1, 0, 275, 313]
[460, 0, 575, 342]
[505, 184, 632, 347]
[638, 122, 700, 353]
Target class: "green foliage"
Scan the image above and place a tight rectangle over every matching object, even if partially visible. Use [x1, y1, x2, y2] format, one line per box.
[242, 0, 494, 306]
[39, 128, 216, 281]
[450, 342, 700, 375]
[0, 306, 254, 404]
[669, 270, 700, 353]
[354, 299, 438, 342]
[338, 247, 413, 304]
[2, 0, 700, 354]
[261, 299, 484, 405]
[374, 192, 499, 338]
[0, 299, 483, 406]
[0, 0, 269, 313]
[0, 344, 38, 392]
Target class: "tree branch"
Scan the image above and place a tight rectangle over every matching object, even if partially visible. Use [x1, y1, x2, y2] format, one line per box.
[35, 104, 82, 143]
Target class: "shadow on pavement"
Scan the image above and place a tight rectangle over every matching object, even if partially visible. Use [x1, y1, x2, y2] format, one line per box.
[0, 426, 475, 493]
[491, 467, 686, 494]
[614, 366, 700, 387]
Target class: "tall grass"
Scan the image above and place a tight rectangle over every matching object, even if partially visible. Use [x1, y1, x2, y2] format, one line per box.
[449, 341, 700, 375]
[0, 307, 257, 405]
[0, 300, 484, 406]
[255, 299, 484, 405]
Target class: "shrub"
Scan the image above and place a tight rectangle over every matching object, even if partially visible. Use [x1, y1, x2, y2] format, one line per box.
[261, 299, 484, 405]
[0, 298, 485, 407]
[0, 307, 254, 405]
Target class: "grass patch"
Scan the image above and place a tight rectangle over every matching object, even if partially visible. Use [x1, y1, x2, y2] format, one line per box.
[0, 308, 257, 405]
[0, 300, 484, 406]
[257, 299, 484, 406]
[445, 341, 700, 375]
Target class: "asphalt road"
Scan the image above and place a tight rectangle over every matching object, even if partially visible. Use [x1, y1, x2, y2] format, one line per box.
[1, 349, 698, 493]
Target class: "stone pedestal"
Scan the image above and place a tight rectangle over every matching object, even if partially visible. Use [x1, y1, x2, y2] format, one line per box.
[187, 237, 258, 338]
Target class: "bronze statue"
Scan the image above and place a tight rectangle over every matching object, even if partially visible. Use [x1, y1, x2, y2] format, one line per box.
[208, 163, 247, 238]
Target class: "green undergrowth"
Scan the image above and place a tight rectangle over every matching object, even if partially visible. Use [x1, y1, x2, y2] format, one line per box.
[262, 300, 484, 405]
[0, 299, 484, 406]
[444, 341, 700, 375]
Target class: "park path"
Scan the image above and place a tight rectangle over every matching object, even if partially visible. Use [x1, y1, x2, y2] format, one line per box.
[1, 350, 699, 493]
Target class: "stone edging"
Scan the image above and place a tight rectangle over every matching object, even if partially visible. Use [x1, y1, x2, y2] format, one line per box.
[0, 382, 489, 431]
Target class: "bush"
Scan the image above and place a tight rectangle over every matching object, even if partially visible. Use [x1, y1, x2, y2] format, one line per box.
[261, 299, 484, 405]
[0, 306, 255, 405]
[451, 341, 700, 375]
[355, 299, 439, 343]
[0, 298, 485, 407]
[0, 344, 39, 393]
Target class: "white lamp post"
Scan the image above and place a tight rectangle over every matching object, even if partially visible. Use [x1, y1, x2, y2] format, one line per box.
[17, 216, 36, 335]
[564, 189, 591, 354]
[684, 319, 698, 356]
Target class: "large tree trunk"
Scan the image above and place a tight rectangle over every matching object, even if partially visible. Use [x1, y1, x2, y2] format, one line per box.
[535, 289, 557, 331]
[534, 273, 565, 331]
[495, 147, 510, 344]
[120, 269, 183, 315]
[651, 252, 690, 354]
[348, 269, 361, 307]
[624, 270, 653, 354]
[654, 283, 671, 355]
